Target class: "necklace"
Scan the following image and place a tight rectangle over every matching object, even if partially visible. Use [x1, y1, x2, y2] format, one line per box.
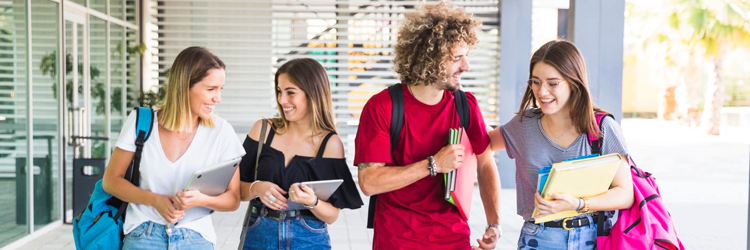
[175, 131, 192, 141]
[175, 124, 198, 141]
[544, 117, 573, 142]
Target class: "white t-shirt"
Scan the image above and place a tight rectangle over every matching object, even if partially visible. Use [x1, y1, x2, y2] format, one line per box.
[115, 110, 245, 244]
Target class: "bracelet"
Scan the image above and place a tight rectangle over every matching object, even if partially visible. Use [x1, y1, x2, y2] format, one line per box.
[248, 181, 260, 199]
[576, 198, 582, 211]
[426, 156, 437, 177]
[303, 196, 319, 210]
[578, 197, 590, 213]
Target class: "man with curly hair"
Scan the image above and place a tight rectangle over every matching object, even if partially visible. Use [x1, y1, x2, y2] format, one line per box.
[354, 2, 501, 249]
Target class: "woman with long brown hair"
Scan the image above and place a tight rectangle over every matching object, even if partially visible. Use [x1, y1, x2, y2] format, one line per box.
[488, 40, 634, 249]
[239, 58, 362, 249]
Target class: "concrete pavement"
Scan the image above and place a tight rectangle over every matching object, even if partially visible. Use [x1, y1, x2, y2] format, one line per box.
[11, 118, 750, 249]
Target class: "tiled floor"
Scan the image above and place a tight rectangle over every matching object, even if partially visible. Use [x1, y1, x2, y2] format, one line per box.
[14, 188, 523, 250]
[10, 119, 750, 249]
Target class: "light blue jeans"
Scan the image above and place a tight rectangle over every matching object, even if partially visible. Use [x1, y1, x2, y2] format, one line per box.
[517, 214, 600, 250]
[242, 203, 331, 250]
[122, 221, 213, 250]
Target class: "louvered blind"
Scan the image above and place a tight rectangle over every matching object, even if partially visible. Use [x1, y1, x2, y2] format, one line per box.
[271, 0, 500, 163]
[148, 0, 277, 134]
[149, 0, 500, 163]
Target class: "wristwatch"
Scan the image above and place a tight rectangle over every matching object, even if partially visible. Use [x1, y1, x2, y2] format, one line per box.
[304, 197, 319, 210]
[427, 156, 437, 177]
[486, 224, 502, 238]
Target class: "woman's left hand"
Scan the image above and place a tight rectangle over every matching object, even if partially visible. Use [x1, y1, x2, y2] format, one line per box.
[533, 192, 578, 218]
[171, 190, 209, 210]
[288, 183, 316, 206]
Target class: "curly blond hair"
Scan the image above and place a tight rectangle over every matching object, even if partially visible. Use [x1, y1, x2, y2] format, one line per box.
[393, 1, 482, 86]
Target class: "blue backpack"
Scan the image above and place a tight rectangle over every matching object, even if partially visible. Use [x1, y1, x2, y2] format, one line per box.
[73, 107, 154, 249]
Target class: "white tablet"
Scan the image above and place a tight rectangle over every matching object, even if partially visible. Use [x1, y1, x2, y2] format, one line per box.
[281, 179, 344, 211]
[174, 157, 242, 225]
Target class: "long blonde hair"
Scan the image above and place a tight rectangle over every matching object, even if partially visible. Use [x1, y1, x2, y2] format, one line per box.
[158, 46, 225, 132]
[270, 58, 336, 137]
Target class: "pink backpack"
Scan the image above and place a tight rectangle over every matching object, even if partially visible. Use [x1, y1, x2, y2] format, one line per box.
[589, 112, 684, 250]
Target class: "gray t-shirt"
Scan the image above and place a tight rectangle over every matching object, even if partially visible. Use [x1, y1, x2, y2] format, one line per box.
[499, 109, 628, 220]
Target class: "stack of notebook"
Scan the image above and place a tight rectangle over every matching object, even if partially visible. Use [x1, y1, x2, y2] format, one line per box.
[532, 153, 623, 223]
[443, 127, 476, 221]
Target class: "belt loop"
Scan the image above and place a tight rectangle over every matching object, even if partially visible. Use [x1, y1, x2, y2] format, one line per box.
[587, 214, 595, 229]
[260, 206, 268, 218]
[146, 222, 154, 237]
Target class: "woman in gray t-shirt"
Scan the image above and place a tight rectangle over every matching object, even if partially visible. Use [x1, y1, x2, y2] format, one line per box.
[488, 40, 634, 250]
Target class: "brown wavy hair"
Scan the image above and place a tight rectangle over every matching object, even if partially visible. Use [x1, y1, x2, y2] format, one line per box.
[270, 58, 337, 137]
[158, 46, 225, 132]
[393, 1, 481, 86]
[517, 40, 607, 138]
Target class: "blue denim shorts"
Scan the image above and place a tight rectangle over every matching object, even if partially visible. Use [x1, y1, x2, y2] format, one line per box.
[122, 221, 212, 250]
[517, 214, 600, 250]
[242, 204, 331, 250]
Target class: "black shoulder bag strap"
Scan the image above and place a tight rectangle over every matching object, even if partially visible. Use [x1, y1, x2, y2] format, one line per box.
[366, 84, 469, 229]
[238, 120, 269, 248]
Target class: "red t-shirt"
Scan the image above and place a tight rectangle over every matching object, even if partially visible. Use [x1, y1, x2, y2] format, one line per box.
[354, 84, 490, 250]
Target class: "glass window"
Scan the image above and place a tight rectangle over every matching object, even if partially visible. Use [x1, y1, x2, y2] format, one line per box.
[31, 0, 60, 230]
[125, 0, 137, 25]
[0, 0, 29, 246]
[110, 24, 125, 151]
[110, 0, 125, 21]
[89, 17, 107, 159]
[125, 29, 139, 110]
[91, 0, 107, 14]
[67, 0, 86, 8]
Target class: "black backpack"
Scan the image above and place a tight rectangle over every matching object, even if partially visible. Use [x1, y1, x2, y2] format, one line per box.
[366, 83, 470, 228]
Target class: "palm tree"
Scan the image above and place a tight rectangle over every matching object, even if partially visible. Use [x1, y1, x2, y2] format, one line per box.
[669, 0, 750, 135]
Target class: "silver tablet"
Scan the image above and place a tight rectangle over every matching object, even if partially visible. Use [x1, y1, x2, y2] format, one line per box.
[282, 179, 344, 211]
[184, 157, 242, 196]
[174, 157, 242, 225]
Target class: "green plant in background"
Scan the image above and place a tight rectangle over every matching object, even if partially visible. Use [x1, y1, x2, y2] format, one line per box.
[668, 0, 750, 135]
[40, 42, 163, 158]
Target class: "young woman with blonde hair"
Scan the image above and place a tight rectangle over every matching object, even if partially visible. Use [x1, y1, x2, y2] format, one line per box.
[103, 46, 245, 249]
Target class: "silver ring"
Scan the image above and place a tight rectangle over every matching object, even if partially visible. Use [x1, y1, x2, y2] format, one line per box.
[268, 195, 276, 203]
[290, 190, 295, 195]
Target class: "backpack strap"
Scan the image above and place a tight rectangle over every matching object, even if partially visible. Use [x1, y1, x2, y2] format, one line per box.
[366, 84, 405, 229]
[588, 111, 614, 237]
[587, 112, 613, 155]
[365, 84, 471, 229]
[114, 107, 154, 223]
[388, 84, 405, 152]
[453, 89, 470, 129]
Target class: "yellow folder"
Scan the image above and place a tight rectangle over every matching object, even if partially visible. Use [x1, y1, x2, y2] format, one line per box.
[532, 153, 623, 223]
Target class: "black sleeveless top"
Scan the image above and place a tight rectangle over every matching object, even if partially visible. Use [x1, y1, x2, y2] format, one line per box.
[239, 125, 363, 209]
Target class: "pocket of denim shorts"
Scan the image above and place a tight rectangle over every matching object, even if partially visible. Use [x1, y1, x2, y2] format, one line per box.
[125, 223, 148, 239]
[521, 222, 540, 236]
[246, 213, 262, 231]
[299, 216, 326, 233]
